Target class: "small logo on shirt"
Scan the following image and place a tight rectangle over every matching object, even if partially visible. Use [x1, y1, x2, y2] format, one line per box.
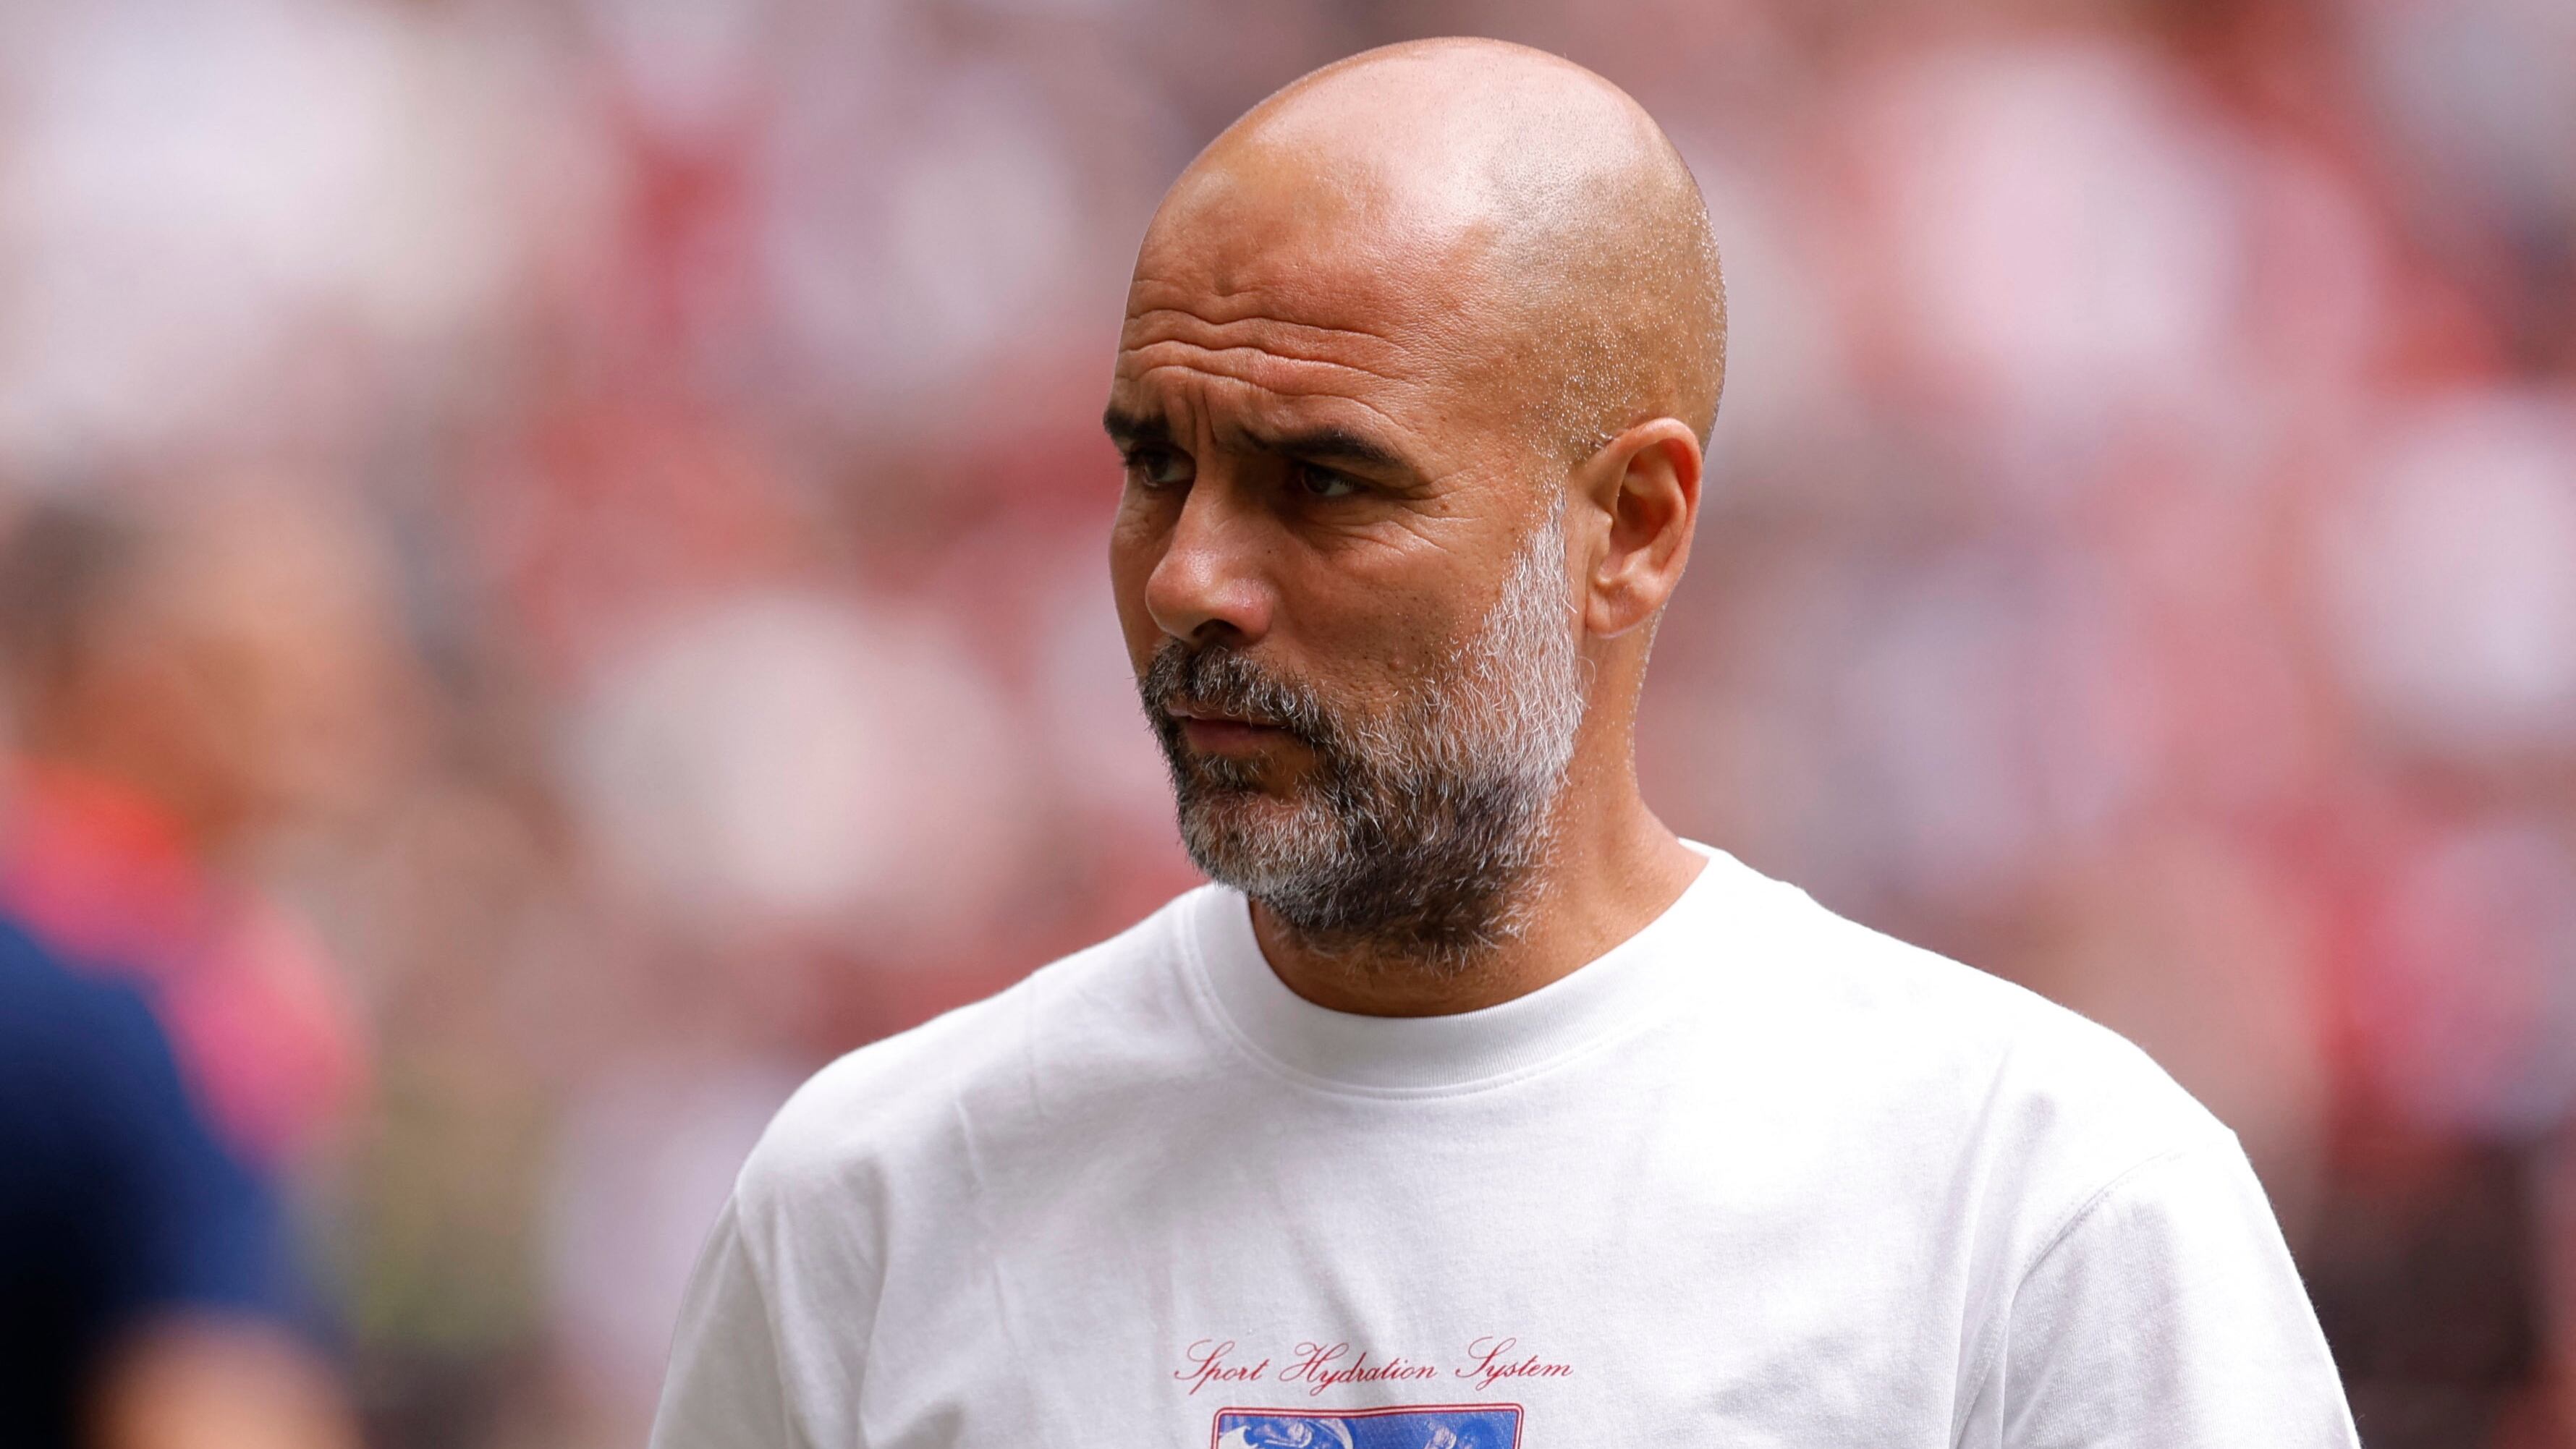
[1213, 1405, 1523, 1449]
[1176, 1338, 1571, 1398]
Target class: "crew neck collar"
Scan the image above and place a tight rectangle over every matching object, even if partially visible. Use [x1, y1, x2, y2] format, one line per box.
[1179, 841, 1754, 1097]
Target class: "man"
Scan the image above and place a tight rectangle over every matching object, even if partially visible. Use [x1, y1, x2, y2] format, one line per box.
[0, 496, 370, 1173]
[653, 39, 2358, 1447]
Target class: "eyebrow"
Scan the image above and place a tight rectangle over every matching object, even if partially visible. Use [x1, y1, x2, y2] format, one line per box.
[1251, 423, 1410, 475]
[1101, 407, 1413, 477]
[1101, 407, 1169, 451]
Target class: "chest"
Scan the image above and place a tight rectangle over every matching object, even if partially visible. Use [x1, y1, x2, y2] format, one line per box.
[844, 1102, 1986, 1449]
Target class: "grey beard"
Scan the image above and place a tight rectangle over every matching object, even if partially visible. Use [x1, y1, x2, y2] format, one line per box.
[1139, 508, 1585, 969]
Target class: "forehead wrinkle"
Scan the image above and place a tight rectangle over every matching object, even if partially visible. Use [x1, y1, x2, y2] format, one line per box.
[1117, 274, 1505, 474]
[1121, 309, 1410, 384]
[1122, 279, 1412, 339]
[1121, 339, 1405, 397]
[1135, 368, 1410, 438]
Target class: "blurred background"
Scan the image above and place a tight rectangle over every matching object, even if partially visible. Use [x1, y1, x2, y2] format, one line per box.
[0, 0, 2566, 1444]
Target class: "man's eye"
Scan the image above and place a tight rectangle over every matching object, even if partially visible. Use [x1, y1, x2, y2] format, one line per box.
[1124, 449, 1194, 489]
[1294, 462, 1360, 499]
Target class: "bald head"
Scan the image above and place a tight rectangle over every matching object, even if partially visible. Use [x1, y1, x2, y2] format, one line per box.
[1140, 38, 1726, 464]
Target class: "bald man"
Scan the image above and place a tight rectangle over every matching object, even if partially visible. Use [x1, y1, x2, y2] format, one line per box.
[653, 41, 2357, 1449]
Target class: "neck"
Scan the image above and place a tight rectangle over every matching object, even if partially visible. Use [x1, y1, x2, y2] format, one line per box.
[1247, 757, 1703, 1017]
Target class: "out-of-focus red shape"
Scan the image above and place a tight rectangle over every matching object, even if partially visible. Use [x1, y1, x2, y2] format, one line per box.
[0, 762, 365, 1169]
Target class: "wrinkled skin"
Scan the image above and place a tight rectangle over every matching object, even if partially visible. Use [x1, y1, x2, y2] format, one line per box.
[1107, 38, 1724, 1015]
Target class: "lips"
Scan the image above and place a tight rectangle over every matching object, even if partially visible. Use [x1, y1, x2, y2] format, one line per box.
[1166, 699, 1281, 730]
[1165, 698, 1297, 755]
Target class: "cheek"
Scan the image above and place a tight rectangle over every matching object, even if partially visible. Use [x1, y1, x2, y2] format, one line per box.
[1271, 553, 1464, 686]
[1105, 514, 1164, 670]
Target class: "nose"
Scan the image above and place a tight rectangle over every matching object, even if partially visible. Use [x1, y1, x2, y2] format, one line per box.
[1143, 475, 1275, 646]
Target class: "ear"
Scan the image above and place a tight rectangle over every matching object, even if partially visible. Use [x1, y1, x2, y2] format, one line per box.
[1575, 417, 1702, 638]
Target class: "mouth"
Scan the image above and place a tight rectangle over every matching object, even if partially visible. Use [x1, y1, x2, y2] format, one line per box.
[1165, 700, 1297, 756]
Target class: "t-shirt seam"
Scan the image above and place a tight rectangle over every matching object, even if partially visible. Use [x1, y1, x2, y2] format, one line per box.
[1172, 886, 1712, 1102]
[1949, 1130, 2238, 1448]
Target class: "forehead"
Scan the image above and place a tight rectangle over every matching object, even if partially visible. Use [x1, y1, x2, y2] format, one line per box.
[1114, 161, 1511, 452]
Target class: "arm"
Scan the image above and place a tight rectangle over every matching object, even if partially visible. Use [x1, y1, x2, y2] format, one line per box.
[651, 1198, 802, 1449]
[93, 1316, 357, 1449]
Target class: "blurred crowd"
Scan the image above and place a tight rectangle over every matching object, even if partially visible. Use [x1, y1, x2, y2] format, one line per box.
[0, 0, 2567, 1445]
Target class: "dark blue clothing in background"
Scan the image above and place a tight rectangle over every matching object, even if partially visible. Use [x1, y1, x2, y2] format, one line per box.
[0, 919, 300, 1445]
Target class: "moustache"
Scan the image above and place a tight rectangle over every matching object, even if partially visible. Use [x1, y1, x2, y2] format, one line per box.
[1140, 641, 1338, 748]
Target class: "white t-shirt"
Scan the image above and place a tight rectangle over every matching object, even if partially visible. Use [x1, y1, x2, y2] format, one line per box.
[652, 844, 2357, 1448]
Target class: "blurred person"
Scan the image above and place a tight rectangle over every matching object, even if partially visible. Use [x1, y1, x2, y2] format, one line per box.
[0, 490, 378, 1170]
[654, 39, 2355, 1448]
[1, 919, 357, 1449]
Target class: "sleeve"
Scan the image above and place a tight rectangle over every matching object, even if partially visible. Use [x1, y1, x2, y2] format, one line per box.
[1962, 1135, 2360, 1449]
[82, 977, 302, 1329]
[0, 923, 315, 1439]
[649, 1197, 802, 1449]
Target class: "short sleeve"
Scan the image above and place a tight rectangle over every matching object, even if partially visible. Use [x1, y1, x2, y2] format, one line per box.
[651, 1197, 801, 1449]
[1962, 1136, 2360, 1449]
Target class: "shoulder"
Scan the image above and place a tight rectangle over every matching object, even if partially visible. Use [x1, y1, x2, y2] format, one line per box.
[0, 916, 298, 1317]
[0, 917, 187, 1118]
[731, 888, 1212, 1212]
[1695, 855, 2233, 1187]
